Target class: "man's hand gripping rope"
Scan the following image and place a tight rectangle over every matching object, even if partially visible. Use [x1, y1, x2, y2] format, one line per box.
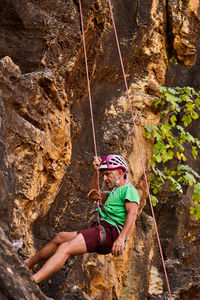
[87, 156, 102, 201]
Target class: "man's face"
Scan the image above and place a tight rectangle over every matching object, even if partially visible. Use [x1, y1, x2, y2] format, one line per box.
[101, 169, 121, 190]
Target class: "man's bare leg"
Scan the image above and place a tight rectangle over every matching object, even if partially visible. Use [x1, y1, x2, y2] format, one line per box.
[32, 233, 87, 283]
[25, 231, 77, 269]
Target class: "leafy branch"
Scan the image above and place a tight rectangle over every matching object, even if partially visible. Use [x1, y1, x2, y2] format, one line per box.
[144, 86, 200, 220]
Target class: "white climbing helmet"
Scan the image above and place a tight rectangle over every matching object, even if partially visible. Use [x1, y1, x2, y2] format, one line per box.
[99, 154, 128, 172]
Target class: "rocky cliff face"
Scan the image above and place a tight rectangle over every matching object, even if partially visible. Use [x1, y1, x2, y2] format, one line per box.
[0, 0, 200, 299]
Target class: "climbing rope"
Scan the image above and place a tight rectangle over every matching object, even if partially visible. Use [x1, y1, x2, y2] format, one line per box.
[79, 1, 172, 298]
[107, 0, 172, 299]
[78, 0, 100, 194]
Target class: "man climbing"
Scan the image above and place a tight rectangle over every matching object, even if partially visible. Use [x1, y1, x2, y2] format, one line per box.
[25, 154, 140, 283]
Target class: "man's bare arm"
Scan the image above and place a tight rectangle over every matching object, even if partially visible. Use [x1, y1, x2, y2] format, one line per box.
[88, 170, 99, 191]
[88, 156, 107, 203]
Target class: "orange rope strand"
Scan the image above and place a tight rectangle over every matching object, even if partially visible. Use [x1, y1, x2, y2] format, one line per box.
[78, 0, 100, 192]
[107, 1, 172, 299]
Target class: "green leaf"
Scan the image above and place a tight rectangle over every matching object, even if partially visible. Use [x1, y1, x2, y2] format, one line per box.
[150, 173, 155, 181]
[154, 141, 165, 150]
[158, 86, 167, 93]
[177, 152, 186, 161]
[177, 176, 184, 183]
[150, 85, 200, 217]
[161, 110, 169, 116]
[153, 187, 159, 194]
[178, 144, 184, 152]
[163, 150, 174, 162]
[183, 87, 195, 94]
[166, 94, 181, 112]
[182, 115, 192, 127]
[177, 164, 191, 172]
[190, 205, 200, 221]
[181, 94, 192, 102]
[168, 88, 177, 95]
[185, 133, 195, 143]
[170, 170, 177, 176]
[177, 125, 186, 134]
[154, 99, 162, 108]
[192, 183, 200, 202]
[194, 98, 200, 108]
[144, 132, 152, 139]
[169, 176, 183, 193]
[154, 132, 162, 141]
[197, 141, 200, 148]
[192, 146, 198, 160]
[191, 170, 200, 180]
[191, 111, 199, 120]
[160, 124, 172, 137]
[194, 183, 200, 194]
[185, 102, 195, 111]
[170, 115, 177, 126]
[144, 125, 157, 132]
[155, 154, 162, 163]
[182, 154, 187, 161]
[183, 172, 196, 186]
[150, 194, 159, 206]
[169, 57, 179, 65]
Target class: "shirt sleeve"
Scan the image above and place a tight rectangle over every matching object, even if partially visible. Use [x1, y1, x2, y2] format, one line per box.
[124, 185, 140, 205]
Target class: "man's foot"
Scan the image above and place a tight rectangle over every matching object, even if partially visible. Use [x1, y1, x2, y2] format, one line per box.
[17, 248, 28, 261]
[13, 239, 28, 261]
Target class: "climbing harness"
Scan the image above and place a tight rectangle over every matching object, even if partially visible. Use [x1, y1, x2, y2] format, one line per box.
[96, 216, 126, 248]
[97, 224, 106, 247]
[97, 221, 126, 248]
[99, 205, 122, 233]
[79, 1, 172, 299]
[87, 188, 127, 247]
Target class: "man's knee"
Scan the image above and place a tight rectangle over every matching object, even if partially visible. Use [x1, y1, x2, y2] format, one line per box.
[53, 232, 66, 245]
[56, 242, 71, 257]
[55, 234, 87, 257]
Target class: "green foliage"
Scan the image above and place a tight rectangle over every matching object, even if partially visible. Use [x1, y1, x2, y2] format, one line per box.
[190, 183, 200, 220]
[144, 86, 200, 220]
[150, 194, 159, 206]
[169, 57, 179, 65]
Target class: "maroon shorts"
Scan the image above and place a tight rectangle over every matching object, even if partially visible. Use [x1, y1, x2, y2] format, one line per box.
[78, 220, 119, 255]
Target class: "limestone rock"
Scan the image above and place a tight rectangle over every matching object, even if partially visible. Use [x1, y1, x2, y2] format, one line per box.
[0, 55, 72, 253]
[167, 0, 200, 66]
[0, 0, 200, 299]
[0, 227, 52, 300]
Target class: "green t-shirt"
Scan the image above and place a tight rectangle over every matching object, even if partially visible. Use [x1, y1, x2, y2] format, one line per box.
[99, 184, 140, 227]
